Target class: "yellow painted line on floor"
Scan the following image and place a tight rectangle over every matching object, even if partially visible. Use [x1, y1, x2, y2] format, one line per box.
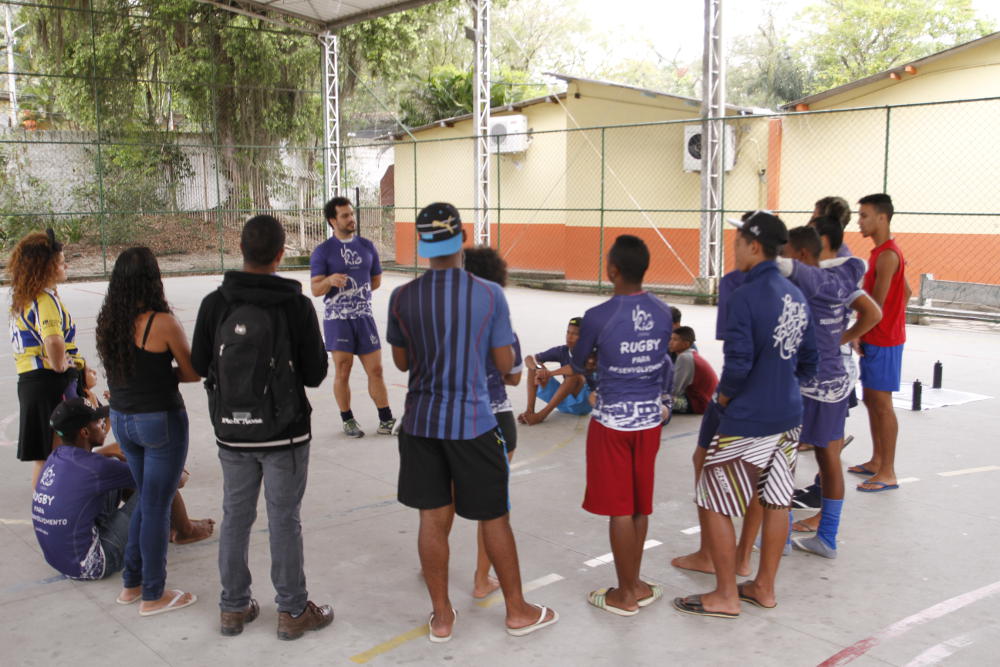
[475, 572, 565, 609]
[349, 624, 428, 664]
[0, 518, 31, 525]
[938, 465, 1000, 477]
[510, 416, 586, 471]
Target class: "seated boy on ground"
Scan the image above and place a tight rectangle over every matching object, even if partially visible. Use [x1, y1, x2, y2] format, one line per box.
[518, 317, 592, 425]
[669, 326, 718, 415]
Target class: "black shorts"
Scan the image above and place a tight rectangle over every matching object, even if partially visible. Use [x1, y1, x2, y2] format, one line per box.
[397, 427, 510, 520]
[17, 369, 74, 461]
[495, 410, 517, 453]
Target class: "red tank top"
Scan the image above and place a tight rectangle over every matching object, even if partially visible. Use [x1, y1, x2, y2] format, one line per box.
[862, 238, 907, 346]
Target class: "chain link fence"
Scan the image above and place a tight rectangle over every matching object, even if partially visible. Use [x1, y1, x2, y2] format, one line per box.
[3, 2, 999, 318]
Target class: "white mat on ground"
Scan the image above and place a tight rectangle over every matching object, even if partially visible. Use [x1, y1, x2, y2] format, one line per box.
[891, 387, 992, 411]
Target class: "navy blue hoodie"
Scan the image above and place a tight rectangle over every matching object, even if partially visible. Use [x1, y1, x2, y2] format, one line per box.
[717, 260, 818, 436]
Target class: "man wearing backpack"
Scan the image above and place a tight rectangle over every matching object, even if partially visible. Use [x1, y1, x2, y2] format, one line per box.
[191, 215, 331, 640]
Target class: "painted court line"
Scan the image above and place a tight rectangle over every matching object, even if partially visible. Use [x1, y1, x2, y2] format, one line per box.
[584, 539, 662, 567]
[476, 572, 565, 609]
[681, 526, 701, 535]
[350, 573, 564, 663]
[937, 465, 1000, 477]
[818, 579, 1000, 666]
[904, 632, 975, 667]
[897, 477, 921, 484]
[0, 518, 31, 525]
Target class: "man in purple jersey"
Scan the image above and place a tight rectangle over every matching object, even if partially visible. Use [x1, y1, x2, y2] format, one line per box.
[310, 196, 394, 438]
[572, 234, 674, 616]
[775, 224, 881, 559]
[387, 203, 557, 641]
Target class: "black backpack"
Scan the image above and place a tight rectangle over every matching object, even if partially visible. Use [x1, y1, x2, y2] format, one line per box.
[205, 295, 304, 442]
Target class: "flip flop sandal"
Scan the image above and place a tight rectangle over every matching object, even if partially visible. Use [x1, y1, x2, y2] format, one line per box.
[792, 520, 817, 533]
[116, 590, 141, 605]
[637, 583, 663, 608]
[587, 588, 639, 617]
[507, 604, 559, 636]
[428, 608, 457, 643]
[856, 480, 899, 493]
[737, 583, 776, 609]
[139, 590, 197, 617]
[847, 464, 876, 476]
[672, 595, 739, 619]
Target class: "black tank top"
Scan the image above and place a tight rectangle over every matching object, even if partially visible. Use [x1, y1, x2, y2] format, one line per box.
[108, 312, 185, 414]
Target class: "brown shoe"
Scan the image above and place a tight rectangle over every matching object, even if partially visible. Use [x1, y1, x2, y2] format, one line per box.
[276, 601, 334, 641]
[221, 599, 260, 637]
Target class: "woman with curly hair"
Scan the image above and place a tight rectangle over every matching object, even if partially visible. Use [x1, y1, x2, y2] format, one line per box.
[95, 246, 200, 616]
[8, 229, 84, 488]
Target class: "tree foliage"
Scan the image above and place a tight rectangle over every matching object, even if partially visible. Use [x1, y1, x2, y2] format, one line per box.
[728, 11, 812, 108]
[801, 0, 995, 92]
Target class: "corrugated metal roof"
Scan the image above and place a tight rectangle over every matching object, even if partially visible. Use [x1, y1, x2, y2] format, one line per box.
[781, 30, 1000, 110]
[546, 72, 756, 114]
[198, 0, 443, 32]
[386, 92, 567, 139]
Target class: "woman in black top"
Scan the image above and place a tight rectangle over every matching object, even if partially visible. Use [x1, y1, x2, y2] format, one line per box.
[95, 247, 201, 616]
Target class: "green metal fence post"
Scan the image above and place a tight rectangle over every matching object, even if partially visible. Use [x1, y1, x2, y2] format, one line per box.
[495, 135, 501, 251]
[598, 128, 606, 292]
[210, 28, 225, 272]
[87, 5, 108, 276]
[882, 106, 892, 193]
[412, 141, 418, 274]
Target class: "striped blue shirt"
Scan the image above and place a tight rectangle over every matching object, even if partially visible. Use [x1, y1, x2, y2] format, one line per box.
[387, 268, 514, 440]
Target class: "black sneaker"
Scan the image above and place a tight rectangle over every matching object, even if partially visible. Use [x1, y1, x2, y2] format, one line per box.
[791, 484, 822, 510]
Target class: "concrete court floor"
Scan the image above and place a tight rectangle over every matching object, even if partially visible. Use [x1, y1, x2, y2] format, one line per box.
[2, 268, 999, 667]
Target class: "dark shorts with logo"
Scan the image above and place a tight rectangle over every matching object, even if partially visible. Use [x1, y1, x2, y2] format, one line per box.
[324, 315, 381, 355]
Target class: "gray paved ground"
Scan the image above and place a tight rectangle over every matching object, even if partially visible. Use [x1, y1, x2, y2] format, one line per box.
[2, 269, 999, 666]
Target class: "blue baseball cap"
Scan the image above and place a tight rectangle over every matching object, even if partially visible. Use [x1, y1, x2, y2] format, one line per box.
[416, 203, 464, 258]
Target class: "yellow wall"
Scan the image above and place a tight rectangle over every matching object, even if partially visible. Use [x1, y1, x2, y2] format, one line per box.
[777, 38, 1000, 234]
[392, 101, 567, 226]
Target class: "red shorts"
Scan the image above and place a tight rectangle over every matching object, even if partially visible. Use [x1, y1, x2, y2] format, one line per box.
[583, 419, 661, 516]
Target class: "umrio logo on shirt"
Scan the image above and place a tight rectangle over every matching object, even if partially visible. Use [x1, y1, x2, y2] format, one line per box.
[341, 247, 362, 266]
[632, 305, 654, 332]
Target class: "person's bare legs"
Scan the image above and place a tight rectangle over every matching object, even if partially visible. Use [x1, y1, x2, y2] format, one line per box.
[672, 447, 718, 574]
[473, 451, 514, 598]
[738, 505, 788, 608]
[816, 438, 845, 499]
[169, 491, 214, 545]
[519, 366, 540, 420]
[735, 497, 762, 577]
[31, 460, 45, 489]
[419, 505, 455, 639]
[521, 375, 584, 426]
[358, 349, 390, 411]
[481, 513, 556, 629]
[331, 351, 354, 413]
[860, 388, 898, 488]
[602, 514, 652, 611]
[692, 506, 740, 614]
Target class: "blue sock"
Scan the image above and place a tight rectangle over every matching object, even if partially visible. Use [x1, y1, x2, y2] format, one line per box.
[377, 406, 393, 422]
[786, 511, 793, 546]
[817, 497, 843, 550]
[340, 410, 354, 422]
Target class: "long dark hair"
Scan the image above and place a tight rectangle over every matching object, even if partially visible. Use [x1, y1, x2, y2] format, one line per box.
[96, 247, 170, 385]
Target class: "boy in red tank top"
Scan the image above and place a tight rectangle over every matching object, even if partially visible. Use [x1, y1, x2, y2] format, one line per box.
[850, 194, 911, 493]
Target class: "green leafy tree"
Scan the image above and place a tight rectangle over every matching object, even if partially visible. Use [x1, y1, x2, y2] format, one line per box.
[802, 0, 995, 92]
[728, 11, 813, 108]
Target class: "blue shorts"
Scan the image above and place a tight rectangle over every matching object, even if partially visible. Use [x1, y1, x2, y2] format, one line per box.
[324, 316, 381, 355]
[537, 377, 592, 416]
[859, 342, 903, 392]
[800, 395, 849, 447]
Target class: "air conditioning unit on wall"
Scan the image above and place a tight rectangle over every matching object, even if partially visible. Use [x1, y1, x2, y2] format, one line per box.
[683, 124, 736, 172]
[488, 115, 530, 154]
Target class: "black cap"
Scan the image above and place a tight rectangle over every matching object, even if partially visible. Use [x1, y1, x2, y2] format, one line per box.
[416, 203, 464, 258]
[568, 317, 583, 327]
[726, 210, 788, 248]
[50, 398, 109, 438]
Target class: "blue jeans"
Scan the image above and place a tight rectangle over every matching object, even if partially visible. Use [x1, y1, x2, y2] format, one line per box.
[95, 490, 139, 578]
[111, 408, 189, 601]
